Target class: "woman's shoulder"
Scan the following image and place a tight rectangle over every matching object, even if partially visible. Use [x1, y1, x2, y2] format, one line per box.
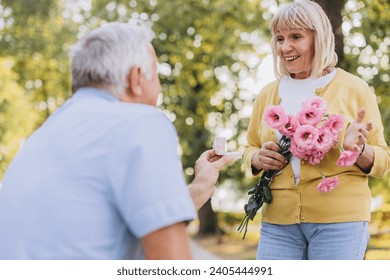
[331, 68, 374, 103]
[335, 68, 370, 88]
[261, 79, 279, 91]
[256, 79, 279, 100]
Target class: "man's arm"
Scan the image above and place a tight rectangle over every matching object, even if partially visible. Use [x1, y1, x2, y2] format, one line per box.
[141, 150, 235, 259]
[141, 222, 192, 259]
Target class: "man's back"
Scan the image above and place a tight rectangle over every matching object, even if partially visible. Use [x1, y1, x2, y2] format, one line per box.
[0, 87, 196, 259]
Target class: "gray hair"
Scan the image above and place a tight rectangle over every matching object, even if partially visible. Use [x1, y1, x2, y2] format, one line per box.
[270, 0, 338, 79]
[69, 22, 154, 97]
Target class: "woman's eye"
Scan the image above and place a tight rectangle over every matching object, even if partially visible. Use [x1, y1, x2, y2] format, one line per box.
[276, 37, 284, 43]
[292, 34, 301, 40]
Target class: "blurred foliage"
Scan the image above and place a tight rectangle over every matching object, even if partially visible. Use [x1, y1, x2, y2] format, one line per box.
[0, 0, 388, 204]
[342, 0, 390, 202]
[0, 0, 76, 124]
[0, 58, 38, 175]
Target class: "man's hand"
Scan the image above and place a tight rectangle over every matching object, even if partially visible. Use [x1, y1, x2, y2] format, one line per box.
[189, 149, 236, 210]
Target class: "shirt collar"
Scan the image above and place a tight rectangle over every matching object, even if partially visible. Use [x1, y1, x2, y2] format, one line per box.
[73, 87, 120, 102]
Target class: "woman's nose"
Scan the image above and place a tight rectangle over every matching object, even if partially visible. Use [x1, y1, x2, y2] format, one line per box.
[281, 40, 293, 52]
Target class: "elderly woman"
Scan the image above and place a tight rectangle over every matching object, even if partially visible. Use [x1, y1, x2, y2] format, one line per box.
[244, 0, 390, 260]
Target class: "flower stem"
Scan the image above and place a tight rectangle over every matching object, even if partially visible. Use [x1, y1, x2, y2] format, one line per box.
[334, 140, 344, 152]
[316, 167, 326, 179]
[238, 135, 292, 239]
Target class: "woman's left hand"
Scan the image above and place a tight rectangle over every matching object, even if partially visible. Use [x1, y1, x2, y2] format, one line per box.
[343, 108, 374, 153]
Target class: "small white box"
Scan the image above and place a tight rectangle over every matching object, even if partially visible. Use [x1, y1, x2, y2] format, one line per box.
[225, 151, 243, 159]
[213, 137, 226, 155]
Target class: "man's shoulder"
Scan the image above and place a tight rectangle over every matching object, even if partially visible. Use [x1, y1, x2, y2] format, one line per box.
[71, 89, 169, 124]
[117, 105, 173, 129]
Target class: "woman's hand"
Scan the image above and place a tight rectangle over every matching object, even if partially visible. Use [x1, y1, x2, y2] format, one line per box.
[251, 141, 288, 171]
[343, 108, 375, 173]
[343, 108, 373, 152]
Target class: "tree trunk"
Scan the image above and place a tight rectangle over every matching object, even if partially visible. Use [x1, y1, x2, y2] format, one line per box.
[197, 199, 218, 236]
[314, 0, 346, 64]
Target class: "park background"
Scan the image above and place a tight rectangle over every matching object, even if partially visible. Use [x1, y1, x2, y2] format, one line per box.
[0, 0, 389, 259]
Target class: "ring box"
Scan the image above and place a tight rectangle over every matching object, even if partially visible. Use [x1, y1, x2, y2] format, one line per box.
[213, 137, 227, 155]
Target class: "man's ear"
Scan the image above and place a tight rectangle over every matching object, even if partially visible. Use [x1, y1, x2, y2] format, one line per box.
[126, 66, 143, 97]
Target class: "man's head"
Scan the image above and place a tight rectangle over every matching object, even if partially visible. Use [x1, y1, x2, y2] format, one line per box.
[70, 22, 161, 105]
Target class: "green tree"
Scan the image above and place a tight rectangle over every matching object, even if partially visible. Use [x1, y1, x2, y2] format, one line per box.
[0, 58, 38, 175]
[0, 0, 77, 123]
[0, 0, 79, 179]
[314, 0, 346, 63]
[342, 0, 390, 201]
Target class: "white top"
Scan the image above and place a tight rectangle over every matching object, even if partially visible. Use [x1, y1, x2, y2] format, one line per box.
[277, 70, 336, 184]
[0, 87, 196, 259]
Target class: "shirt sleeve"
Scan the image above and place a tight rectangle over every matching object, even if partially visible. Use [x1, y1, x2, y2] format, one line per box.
[244, 83, 279, 174]
[244, 93, 263, 171]
[339, 75, 390, 178]
[109, 113, 197, 238]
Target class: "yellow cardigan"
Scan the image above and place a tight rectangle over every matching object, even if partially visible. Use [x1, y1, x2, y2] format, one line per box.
[244, 68, 390, 224]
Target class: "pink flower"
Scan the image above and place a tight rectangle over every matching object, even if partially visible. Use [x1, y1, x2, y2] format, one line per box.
[293, 124, 319, 149]
[278, 114, 298, 137]
[264, 105, 289, 130]
[315, 127, 334, 153]
[290, 139, 308, 159]
[322, 114, 344, 137]
[336, 150, 360, 167]
[317, 176, 339, 192]
[302, 96, 327, 115]
[297, 106, 324, 126]
[307, 149, 325, 165]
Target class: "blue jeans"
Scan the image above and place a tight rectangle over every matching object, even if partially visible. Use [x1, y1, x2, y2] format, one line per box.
[257, 222, 370, 260]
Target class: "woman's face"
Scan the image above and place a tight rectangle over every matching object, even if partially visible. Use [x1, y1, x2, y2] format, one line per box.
[275, 28, 315, 79]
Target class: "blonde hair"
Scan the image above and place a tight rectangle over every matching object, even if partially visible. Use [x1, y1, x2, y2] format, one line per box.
[270, 0, 338, 79]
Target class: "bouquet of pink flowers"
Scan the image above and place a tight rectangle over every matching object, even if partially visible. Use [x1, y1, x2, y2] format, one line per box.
[264, 96, 359, 192]
[238, 96, 359, 238]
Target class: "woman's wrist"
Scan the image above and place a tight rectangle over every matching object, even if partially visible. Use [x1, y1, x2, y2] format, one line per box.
[355, 144, 374, 174]
[251, 165, 262, 175]
[359, 143, 366, 156]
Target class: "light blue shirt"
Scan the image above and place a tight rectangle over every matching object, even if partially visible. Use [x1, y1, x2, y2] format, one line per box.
[0, 88, 196, 259]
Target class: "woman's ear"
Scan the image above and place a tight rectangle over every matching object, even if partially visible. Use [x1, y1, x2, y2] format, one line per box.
[126, 66, 143, 97]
